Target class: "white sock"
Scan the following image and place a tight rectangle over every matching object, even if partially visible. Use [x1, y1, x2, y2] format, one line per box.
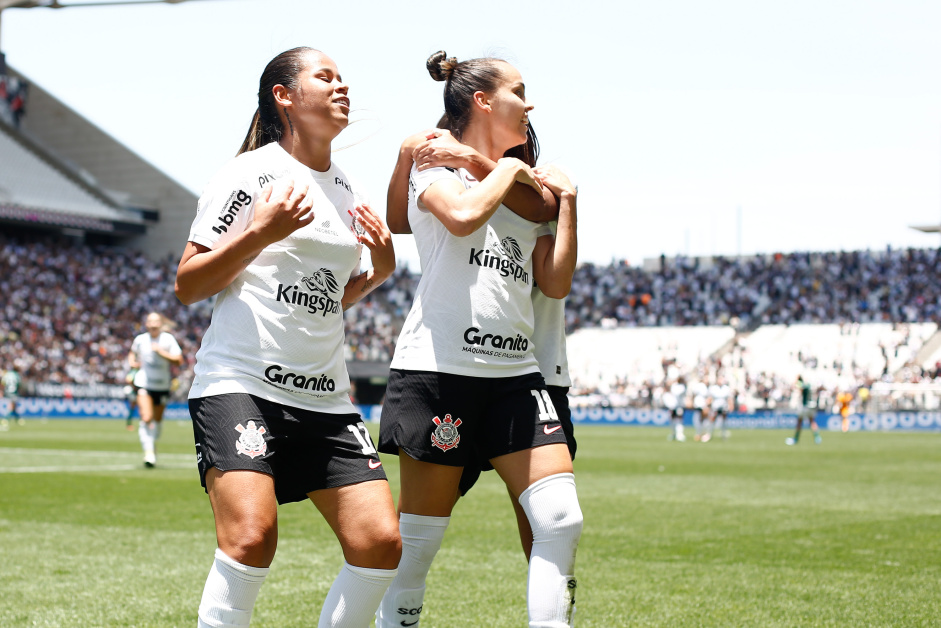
[519, 473, 583, 628]
[318, 562, 397, 628]
[139, 421, 155, 456]
[197, 548, 269, 628]
[154, 421, 163, 440]
[375, 513, 449, 628]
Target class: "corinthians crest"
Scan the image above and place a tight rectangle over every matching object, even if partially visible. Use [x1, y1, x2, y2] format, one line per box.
[430, 414, 462, 452]
[235, 420, 268, 459]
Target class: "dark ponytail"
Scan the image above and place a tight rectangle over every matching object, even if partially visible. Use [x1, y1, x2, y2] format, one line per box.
[237, 47, 318, 155]
[426, 50, 539, 167]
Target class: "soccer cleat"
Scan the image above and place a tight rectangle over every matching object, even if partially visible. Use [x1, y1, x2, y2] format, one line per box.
[785, 437, 796, 446]
[143, 451, 157, 468]
[814, 434, 822, 444]
[700, 433, 711, 443]
[676, 433, 686, 442]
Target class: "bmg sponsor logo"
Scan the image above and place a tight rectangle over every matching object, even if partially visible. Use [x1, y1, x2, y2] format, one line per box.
[212, 190, 252, 235]
[275, 268, 341, 317]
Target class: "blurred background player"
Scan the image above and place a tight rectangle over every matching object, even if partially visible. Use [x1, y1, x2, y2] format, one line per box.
[702, 376, 731, 442]
[690, 378, 709, 441]
[664, 377, 687, 441]
[127, 312, 183, 467]
[787, 375, 822, 445]
[837, 389, 854, 432]
[1, 365, 22, 426]
[123, 366, 139, 430]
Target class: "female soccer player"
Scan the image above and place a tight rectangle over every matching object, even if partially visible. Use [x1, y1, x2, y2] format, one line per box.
[127, 312, 182, 467]
[175, 47, 400, 628]
[376, 51, 581, 628]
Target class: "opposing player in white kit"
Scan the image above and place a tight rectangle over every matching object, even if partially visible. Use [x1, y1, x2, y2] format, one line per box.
[127, 312, 183, 467]
[376, 51, 581, 628]
[175, 47, 400, 628]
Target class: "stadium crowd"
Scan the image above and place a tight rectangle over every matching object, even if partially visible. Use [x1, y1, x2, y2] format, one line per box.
[566, 248, 941, 330]
[3, 232, 940, 407]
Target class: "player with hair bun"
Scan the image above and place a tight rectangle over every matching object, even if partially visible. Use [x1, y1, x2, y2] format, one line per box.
[376, 50, 581, 628]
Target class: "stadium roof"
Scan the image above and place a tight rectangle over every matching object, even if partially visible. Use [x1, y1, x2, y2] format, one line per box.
[0, 117, 146, 234]
[4, 65, 197, 257]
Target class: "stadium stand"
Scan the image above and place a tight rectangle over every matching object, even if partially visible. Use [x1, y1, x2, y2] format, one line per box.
[4, 64, 940, 411]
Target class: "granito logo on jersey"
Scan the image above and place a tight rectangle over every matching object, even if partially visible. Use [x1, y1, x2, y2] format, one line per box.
[212, 190, 252, 235]
[430, 414, 461, 451]
[275, 268, 342, 317]
[235, 420, 267, 459]
[463, 327, 529, 352]
[264, 364, 336, 392]
[468, 235, 530, 284]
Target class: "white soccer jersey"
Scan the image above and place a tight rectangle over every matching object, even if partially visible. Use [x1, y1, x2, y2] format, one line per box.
[131, 331, 181, 390]
[532, 223, 571, 387]
[665, 381, 686, 410]
[187, 142, 362, 414]
[391, 164, 550, 377]
[709, 383, 731, 411]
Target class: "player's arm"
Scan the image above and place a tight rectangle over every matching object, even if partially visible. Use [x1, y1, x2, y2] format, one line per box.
[175, 180, 314, 305]
[530, 165, 578, 298]
[341, 203, 395, 310]
[127, 348, 141, 369]
[420, 158, 541, 237]
[386, 133, 432, 235]
[413, 129, 559, 222]
[153, 342, 184, 366]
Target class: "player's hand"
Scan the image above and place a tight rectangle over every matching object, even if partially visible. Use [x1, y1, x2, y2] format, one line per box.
[413, 129, 478, 171]
[352, 203, 395, 279]
[498, 157, 544, 196]
[248, 178, 315, 245]
[533, 165, 576, 197]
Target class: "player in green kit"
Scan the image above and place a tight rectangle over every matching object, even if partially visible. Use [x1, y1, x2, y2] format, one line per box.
[786, 375, 822, 445]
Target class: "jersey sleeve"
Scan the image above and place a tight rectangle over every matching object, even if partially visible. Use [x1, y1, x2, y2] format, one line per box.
[409, 163, 463, 212]
[188, 164, 257, 250]
[130, 334, 144, 357]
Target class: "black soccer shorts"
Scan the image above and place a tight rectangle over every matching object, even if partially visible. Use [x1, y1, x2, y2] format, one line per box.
[190, 393, 386, 505]
[458, 384, 577, 495]
[378, 369, 568, 473]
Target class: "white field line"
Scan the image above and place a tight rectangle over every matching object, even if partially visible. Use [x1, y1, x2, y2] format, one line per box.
[0, 447, 195, 473]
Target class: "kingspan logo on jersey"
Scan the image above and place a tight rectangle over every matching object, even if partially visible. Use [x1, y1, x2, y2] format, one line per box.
[275, 268, 342, 317]
[211, 190, 252, 235]
[468, 235, 530, 285]
[264, 364, 336, 393]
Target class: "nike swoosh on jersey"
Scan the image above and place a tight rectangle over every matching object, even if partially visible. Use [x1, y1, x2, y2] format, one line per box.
[368, 459, 382, 469]
[544, 424, 563, 435]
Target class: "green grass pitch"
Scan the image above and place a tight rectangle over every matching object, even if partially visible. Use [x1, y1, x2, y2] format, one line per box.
[1, 420, 938, 627]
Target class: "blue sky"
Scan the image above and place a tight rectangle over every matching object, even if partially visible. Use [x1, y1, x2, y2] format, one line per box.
[4, 0, 941, 269]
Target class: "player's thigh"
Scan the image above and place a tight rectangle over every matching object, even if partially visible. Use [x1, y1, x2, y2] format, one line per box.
[397, 453, 464, 517]
[206, 468, 279, 566]
[137, 389, 155, 420]
[309, 479, 401, 569]
[490, 443, 574, 500]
